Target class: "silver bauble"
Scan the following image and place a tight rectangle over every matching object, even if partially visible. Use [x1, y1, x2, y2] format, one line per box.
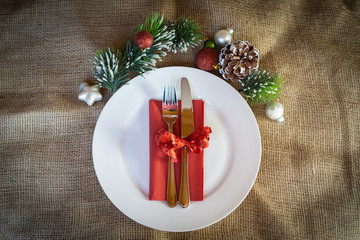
[265, 102, 285, 123]
[214, 28, 234, 47]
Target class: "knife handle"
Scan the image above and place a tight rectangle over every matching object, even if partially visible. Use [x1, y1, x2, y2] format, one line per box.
[166, 157, 177, 208]
[179, 147, 190, 208]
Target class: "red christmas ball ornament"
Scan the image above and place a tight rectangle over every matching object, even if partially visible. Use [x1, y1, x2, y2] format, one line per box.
[195, 47, 218, 71]
[135, 30, 154, 49]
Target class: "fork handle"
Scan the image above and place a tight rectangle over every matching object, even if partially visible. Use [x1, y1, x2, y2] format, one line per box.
[166, 158, 177, 208]
[179, 147, 190, 208]
[166, 124, 177, 208]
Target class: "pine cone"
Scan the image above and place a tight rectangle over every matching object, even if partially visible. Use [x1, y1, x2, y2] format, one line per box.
[219, 41, 259, 82]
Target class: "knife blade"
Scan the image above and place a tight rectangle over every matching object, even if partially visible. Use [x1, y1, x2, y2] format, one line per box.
[179, 77, 194, 208]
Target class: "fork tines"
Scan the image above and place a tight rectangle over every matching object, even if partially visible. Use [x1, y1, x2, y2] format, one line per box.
[163, 83, 177, 110]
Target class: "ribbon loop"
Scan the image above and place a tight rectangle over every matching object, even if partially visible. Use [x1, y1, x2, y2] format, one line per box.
[155, 126, 212, 162]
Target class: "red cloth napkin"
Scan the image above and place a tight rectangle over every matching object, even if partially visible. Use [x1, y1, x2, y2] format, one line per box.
[149, 99, 204, 201]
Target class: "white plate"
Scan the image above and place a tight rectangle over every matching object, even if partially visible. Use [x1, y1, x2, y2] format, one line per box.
[92, 66, 261, 232]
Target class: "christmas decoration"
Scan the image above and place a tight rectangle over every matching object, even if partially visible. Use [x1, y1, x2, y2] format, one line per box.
[127, 13, 175, 76]
[135, 30, 154, 49]
[204, 39, 215, 48]
[91, 12, 201, 94]
[238, 70, 282, 105]
[93, 48, 128, 94]
[88, 13, 284, 106]
[219, 41, 259, 82]
[214, 28, 233, 47]
[167, 17, 202, 53]
[265, 102, 285, 122]
[195, 47, 218, 71]
[78, 82, 102, 106]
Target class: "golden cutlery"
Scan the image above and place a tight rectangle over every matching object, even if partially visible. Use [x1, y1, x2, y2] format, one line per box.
[162, 83, 178, 208]
[179, 77, 194, 208]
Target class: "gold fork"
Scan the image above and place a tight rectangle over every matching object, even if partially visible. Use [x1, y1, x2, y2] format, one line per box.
[162, 83, 178, 208]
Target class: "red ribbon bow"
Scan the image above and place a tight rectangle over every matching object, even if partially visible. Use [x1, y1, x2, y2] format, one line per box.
[155, 126, 212, 162]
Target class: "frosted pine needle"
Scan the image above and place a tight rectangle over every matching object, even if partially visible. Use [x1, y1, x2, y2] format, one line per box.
[239, 70, 283, 105]
[93, 48, 129, 94]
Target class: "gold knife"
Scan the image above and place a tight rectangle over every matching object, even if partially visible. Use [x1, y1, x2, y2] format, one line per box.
[179, 77, 194, 208]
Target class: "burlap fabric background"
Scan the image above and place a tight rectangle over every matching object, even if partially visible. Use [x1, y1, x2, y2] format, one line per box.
[1, 0, 359, 239]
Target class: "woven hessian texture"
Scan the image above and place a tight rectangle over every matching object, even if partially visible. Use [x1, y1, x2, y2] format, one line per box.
[1, 0, 359, 239]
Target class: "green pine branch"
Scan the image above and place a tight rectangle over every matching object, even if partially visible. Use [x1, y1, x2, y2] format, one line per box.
[137, 12, 166, 37]
[124, 12, 175, 75]
[93, 48, 129, 94]
[166, 17, 202, 53]
[93, 12, 201, 94]
[239, 70, 283, 105]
